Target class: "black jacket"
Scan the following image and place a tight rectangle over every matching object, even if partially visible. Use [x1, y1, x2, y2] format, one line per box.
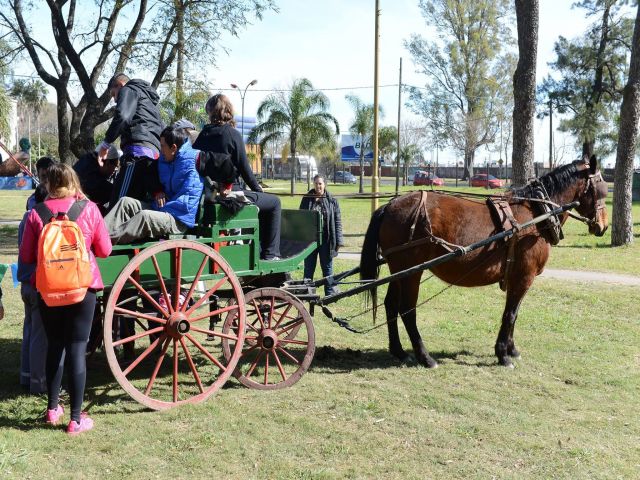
[104, 79, 163, 152]
[193, 124, 262, 192]
[299, 189, 344, 257]
[73, 152, 113, 207]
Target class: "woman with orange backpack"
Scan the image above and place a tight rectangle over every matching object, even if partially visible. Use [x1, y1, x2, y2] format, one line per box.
[19, 163, 112, 435]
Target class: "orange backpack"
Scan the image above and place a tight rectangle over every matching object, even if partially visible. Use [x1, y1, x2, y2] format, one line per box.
[34, 201, 92, 307]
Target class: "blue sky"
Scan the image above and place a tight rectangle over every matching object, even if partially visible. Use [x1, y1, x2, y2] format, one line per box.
[211, 0, 598, 166]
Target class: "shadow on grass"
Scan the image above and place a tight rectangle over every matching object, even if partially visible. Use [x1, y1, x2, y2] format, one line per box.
[554, 243, 612, 249]
[0, 224, 19, 256]
[311, 345, 496, 372]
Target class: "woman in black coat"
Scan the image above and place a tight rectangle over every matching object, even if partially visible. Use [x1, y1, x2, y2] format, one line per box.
[299, 174, 344, 295]
[193, 94, 281, 260]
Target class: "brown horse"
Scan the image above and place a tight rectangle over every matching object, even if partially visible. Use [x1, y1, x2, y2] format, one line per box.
[360, 156, 608, 368]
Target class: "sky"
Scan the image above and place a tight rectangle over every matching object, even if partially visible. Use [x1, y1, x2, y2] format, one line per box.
[208, 0, 597, 167]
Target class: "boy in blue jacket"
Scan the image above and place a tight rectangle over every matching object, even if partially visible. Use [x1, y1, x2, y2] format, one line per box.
[104, 124, 203, 244]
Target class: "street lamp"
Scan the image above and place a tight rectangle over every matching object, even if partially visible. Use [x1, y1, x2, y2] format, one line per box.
[230, 79, 258, 143]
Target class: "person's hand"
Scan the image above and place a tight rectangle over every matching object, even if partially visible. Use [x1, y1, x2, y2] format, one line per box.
[155, 192, 166, 208]
[221, 187, 232, 198]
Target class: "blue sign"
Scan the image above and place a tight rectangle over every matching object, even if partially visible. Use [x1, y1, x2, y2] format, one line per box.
[0, 176, 33, 190]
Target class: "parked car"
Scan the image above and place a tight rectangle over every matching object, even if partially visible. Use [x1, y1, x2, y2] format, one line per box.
[335, 171, 357, 184]
[413, 171, 445, 187]
[470, 174, 505, 189]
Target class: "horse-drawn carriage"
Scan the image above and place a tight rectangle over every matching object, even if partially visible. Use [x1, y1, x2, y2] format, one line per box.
[92, 156, 608, 410]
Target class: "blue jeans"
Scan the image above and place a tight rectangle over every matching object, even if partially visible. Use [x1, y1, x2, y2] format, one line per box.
[304, 241, 337, 296]
[20, 284, 49, 394]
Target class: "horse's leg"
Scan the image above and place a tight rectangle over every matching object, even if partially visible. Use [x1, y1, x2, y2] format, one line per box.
[385, 281, 409, 362]
[399, 273, 438, 368]
[495, 277, 533, 367]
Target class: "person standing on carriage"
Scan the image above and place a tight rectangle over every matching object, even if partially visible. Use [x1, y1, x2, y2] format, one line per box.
[73, 145, 121, 215]
[193, 94, 281, 260]
[299, 174, 344, 295]
[97, 73, 165, 209]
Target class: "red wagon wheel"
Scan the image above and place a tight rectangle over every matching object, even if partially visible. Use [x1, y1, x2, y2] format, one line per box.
[103, 240, 246, 410]
[221, 288, 315, 390]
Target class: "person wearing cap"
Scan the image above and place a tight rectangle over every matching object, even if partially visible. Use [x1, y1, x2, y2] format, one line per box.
[97, 73, 165, 209]
[73, 146, 120, 215]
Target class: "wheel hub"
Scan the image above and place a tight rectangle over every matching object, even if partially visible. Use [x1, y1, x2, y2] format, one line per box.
[167, 312, 190, 338]
[259, 329, 278, 351]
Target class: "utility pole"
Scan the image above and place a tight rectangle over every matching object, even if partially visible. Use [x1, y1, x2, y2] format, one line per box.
[548, 99, 553, 169]
[371, 0, 380, 212]
[395, 57, 402, 195]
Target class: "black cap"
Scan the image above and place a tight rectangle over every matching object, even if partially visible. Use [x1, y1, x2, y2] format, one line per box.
[173, 118, 196, 130]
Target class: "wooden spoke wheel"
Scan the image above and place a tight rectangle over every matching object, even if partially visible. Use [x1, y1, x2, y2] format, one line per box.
[103, 240, 246, 410]
[221, 288, 315, 390]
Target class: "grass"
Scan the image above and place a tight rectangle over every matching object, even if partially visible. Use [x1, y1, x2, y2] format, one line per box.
[0, 180, 638, 479]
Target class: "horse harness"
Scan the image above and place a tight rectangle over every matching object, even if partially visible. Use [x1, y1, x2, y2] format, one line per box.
[380, 191, 465, 259]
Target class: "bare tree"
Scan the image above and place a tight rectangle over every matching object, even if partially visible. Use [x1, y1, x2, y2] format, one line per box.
[0, 0, 274, 162]
[511, 0, 538, 186]
[611, 3, 640, 246]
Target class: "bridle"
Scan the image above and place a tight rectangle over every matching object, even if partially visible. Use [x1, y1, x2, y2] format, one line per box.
[567, 165, 606, 227]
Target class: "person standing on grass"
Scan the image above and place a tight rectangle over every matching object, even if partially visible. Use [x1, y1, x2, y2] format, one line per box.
[299, 174, 344, 295]
[19, 163, 112, 435]
[97, 73, 165, 209]
[18, 183, 50, 394]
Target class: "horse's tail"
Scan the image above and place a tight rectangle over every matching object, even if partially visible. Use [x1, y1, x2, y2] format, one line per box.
[360, 204, 386, 322]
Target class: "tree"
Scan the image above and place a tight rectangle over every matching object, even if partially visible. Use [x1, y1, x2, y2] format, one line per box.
[611, 3, 640, 247]
[346, 94, 382, 193]
[378, 125, 397, 166]
[511, 0, 538, 186]
[399, 119, 428, 185]
[405, 0, 513, 180]
[248, 78, 340, 194]
[0, 0, 275, 162]
[10, 79, 48, 156]
[159, 87, 209, 127]
[539, 0, 634, 158]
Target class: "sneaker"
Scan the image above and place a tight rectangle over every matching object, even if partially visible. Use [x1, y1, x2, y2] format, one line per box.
[66, 414, 94, 436]
[45, 405, 64, 425]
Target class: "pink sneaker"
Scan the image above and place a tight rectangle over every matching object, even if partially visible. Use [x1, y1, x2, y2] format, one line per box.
[45, 405, 64, 425]
[66, 414, 94, 436]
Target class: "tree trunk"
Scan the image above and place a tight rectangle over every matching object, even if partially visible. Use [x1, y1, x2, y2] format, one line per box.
[611, 4, 640, 247]
[55, 89, 73, 163]
[511, 0, 538, 187]
[175, 0, 185, 94]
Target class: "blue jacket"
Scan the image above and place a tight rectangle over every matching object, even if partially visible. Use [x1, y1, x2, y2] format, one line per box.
[157, 140, 203, 228]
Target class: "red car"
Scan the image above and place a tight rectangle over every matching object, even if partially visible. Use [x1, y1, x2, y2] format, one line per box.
[470, 174, 505, 189]
[413, 171, 445, 186]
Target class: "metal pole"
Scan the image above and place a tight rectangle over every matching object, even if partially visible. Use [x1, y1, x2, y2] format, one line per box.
[231, 80, 257, 144]
[548, 99, 553, 169]
[395, 57, 402, 195]
[371, 0, 380, 212]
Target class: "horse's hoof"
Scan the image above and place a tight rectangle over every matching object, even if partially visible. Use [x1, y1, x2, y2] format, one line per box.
[498, 357, 515, 368]
[419, 356, 438, 369]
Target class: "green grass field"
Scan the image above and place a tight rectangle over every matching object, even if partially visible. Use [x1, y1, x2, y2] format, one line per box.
[0, 181, 638, 479]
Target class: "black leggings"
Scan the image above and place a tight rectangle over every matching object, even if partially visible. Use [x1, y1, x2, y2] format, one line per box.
[243, 191, 281, 259]
[40, 291, 96, 423]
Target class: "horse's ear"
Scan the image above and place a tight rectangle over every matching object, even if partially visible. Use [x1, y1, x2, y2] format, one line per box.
[589, 155, 598, 174]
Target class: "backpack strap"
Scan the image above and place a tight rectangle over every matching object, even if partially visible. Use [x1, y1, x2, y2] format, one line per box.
[66, 200, 88, 222]
[33, 202, 56, 225]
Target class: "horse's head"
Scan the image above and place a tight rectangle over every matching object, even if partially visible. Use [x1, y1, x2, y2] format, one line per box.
[575, 155, 608, 237]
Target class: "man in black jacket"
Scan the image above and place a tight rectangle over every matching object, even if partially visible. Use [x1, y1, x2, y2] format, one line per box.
[98, 73, 165, 209]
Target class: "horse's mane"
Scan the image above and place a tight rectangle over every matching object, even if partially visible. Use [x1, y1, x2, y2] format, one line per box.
[510, 160, 584, 199]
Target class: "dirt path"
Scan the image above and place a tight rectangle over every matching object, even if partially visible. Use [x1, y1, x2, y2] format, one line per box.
[336, 252, 640, 286]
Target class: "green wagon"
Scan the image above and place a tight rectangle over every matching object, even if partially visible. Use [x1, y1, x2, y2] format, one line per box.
[95, 202, 321, 410]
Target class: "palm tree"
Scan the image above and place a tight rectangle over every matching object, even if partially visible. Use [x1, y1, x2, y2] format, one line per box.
[10, 80, 48, 155]
[249, 78, 339, 194]
[0, 85, 11, 144]
[159, 87, 210, 128]
[346, 94, 383, 193]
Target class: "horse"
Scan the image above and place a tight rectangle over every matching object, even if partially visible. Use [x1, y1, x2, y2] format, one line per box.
[360, 156, 608, 368]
